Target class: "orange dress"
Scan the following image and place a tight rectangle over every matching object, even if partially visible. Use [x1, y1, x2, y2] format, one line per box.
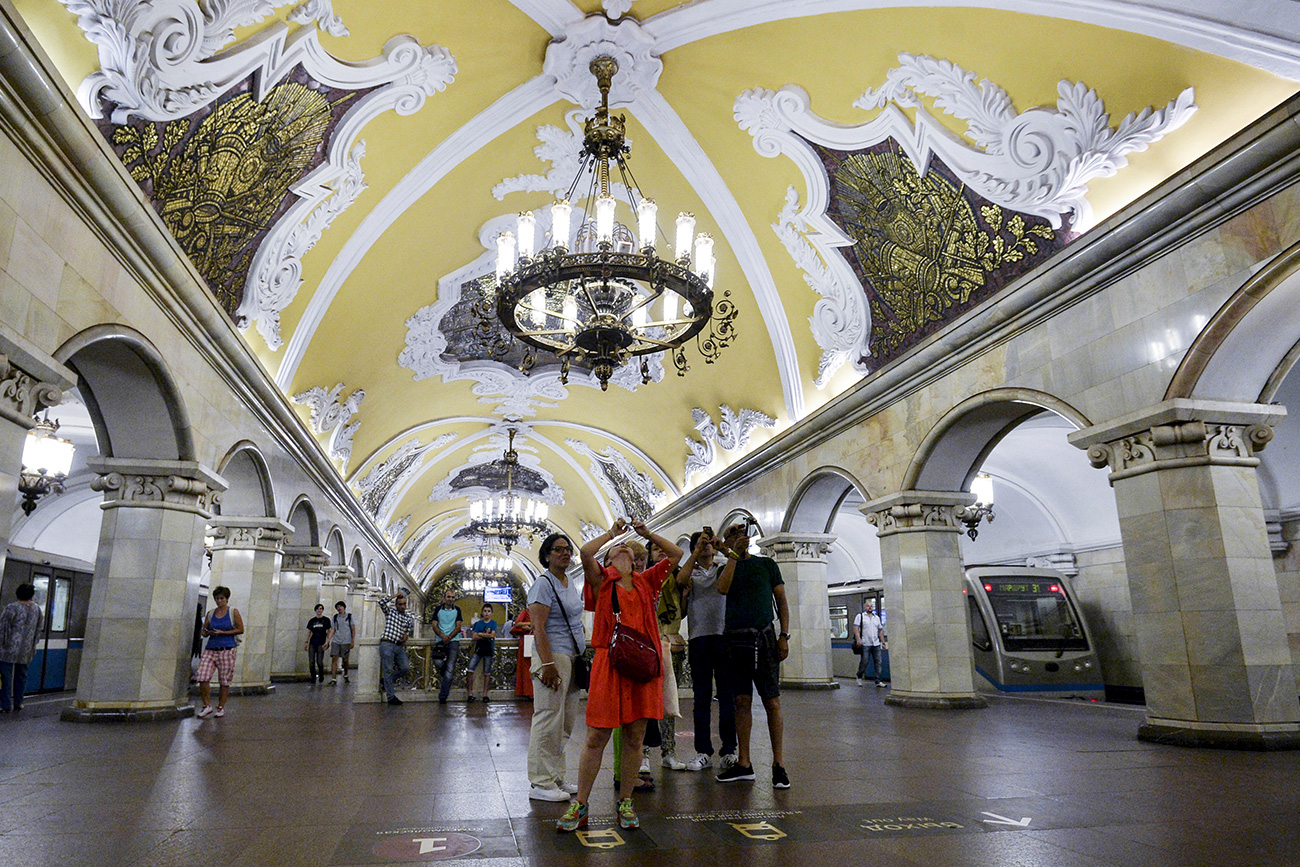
[585, 559, 670, 728]
[511, 609, 533, 698]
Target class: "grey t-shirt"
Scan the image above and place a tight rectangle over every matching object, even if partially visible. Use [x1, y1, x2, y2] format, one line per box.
[527, 572, 585, 657]
[331, 612, 353, 645]
[685, 563, 726, 639]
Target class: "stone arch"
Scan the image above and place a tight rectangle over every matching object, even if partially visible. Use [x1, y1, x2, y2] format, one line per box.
[1166, 240, 1300, 403]
[785, 466, 879, 590]
[350, 547, 365, 582]
[903, 388, 1091, 493]
[325, 527, 346, 565]
[784, 466, 872, 533]
[285, 496, 320, 547]
[216, 441, 275, 518]
[55, 324, 195, 461]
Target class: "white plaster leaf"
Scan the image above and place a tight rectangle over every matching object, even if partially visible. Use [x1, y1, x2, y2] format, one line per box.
[494, 114, 631, 202]
[580, 521, 603, 543]
[683, 435, 715, 484]
[290, 382, 364, 471]
[715, 405, 777, 452]
[384, 515, 410, 547]
[289, 0, 348, 37]
[602, 0, 634, 19]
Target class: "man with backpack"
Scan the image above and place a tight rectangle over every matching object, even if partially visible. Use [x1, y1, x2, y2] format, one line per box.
[328, 601, 354, 685]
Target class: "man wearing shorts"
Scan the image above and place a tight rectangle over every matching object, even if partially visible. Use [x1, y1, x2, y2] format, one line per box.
[329, 601, 354, 685]
[716, 519, 791, 788]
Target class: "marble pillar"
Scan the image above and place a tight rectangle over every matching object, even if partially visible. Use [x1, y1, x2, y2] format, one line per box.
[863, 490, 987, 710]
[758, 532, 838, 688]
[363, 586, 385, 639]
[1071, 399, 1300, 749]
[64, 458, 226, 722]
[271, 545, 328, 681]
[320, 566, 353, 611]
[0, 345, 72, 576]
[206, 517, 291, 694]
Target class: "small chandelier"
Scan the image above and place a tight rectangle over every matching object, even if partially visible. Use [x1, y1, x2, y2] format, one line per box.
[459, 553, 514, 595]
[959, 472, 996, 540]
[19, 415, 75, 516]
[466, 429, 550, 553]
[481, 55, 739, 390]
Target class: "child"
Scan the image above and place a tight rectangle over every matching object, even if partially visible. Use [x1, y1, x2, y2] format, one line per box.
[467, 603, 498, 702]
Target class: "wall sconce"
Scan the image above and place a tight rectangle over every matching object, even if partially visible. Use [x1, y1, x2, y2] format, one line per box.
[19, 415, 75, 516]
[960, 473, 995, 540]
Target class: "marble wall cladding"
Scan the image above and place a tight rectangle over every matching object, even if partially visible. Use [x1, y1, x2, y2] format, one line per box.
[1274, 519, 1300, 692]
[1074, 546, 1141, 688]
[296, 570, 324, 672]
[271, 569, 305, 678]
[771, 554, 834, 684]
[0, 418, 25, 575]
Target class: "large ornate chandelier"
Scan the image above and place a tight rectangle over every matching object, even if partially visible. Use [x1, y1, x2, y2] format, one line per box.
[466, 429, 550, 553]
[481, 55, 738, 390]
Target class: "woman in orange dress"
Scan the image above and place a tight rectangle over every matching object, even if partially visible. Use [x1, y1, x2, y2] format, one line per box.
[556, 519, 683, 833]
[511, 607, 533, 698]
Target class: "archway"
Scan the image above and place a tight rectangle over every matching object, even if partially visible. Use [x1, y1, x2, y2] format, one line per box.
[216, 443, 275, 518]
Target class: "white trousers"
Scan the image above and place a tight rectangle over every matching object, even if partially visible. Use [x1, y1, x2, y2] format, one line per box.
[527, 652, 582, 788]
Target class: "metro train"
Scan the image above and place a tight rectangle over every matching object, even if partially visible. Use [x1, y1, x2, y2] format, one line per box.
[965, 565, 1105, 699]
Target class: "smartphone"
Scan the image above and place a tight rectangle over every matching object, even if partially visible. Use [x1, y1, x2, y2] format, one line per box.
[703, 525, 713, 537]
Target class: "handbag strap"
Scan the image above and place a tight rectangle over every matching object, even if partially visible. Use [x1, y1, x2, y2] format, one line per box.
[544, 572, 580, 647]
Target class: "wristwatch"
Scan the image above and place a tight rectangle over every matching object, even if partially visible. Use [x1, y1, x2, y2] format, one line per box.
[778, 632, 791, 640]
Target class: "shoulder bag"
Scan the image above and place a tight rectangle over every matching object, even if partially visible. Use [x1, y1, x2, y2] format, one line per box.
[545, 575, 590, 690]
[609, 579, 661, 683]
[851, 612, 863, 655]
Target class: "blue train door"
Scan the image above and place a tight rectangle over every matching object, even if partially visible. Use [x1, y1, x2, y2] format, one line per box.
[24, 571, 72, 693]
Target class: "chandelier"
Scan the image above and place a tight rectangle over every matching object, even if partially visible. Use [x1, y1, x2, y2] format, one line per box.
[460, 554, 513, 595]
[480, 54, 739, 390]
[19, 414, 75, 516]
[466, 429, 550, 553]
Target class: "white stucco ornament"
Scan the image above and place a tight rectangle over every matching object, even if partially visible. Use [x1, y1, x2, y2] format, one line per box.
[543, 13, 662, 109]
[290, 382, 365, 472]
[684, 405, 776, 483]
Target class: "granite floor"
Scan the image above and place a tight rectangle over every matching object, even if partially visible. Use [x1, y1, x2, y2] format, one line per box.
[1, 683, 1298, 866]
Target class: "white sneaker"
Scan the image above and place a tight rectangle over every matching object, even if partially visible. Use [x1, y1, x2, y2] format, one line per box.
[720, 752, 739, 770]
[685, 753, 712, 772]
[528, 785, 571, 802]
[856, 677, 865, 687]
[195, 705, 214, 719]
[662, 754, 687, 770]
[639, 748, 651, 775]
[557, 781, 579, 794]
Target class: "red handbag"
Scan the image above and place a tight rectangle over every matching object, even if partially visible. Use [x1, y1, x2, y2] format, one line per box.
[608, 580, 660, 683]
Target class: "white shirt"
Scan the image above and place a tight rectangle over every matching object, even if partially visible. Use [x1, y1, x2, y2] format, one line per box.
[854, 611, 883, 646]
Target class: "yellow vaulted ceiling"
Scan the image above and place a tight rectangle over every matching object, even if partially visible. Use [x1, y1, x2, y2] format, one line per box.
[16, 0, 1299, 589]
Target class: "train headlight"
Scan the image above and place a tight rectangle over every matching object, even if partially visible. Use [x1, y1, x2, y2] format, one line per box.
[1074, 663, 1083, 672]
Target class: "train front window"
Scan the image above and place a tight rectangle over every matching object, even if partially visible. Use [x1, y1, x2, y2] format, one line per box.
[984, 581, 1088, 651]
[829, 605, 848, 640]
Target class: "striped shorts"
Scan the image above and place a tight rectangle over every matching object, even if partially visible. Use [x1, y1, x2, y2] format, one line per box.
[196, 647, 237, 686]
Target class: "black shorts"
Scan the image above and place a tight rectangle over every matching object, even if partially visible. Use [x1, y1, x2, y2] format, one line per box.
[725, 625, 780, 701]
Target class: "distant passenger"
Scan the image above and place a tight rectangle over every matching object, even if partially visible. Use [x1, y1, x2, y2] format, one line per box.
[853, 599, 886, 687]
[467, 603, 498, 703]
[195, 586, 244, 719]
[305, 603, 332, 685]
[378, 593, 415, 706]
[0, 582, 43, 713]
[717, 519, 791, 789]
[677, 528, 738, 771]
[329, 601, 353, 685]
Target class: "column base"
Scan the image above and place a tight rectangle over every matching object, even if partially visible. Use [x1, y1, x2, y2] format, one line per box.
[780, 679, 840, 690]
[885, 690, 988, 710]
[270, 673, 313, 683]
[188, 683, 276, 697]
[1138, 720, 1300, 751]
[61, 703, 195, 723]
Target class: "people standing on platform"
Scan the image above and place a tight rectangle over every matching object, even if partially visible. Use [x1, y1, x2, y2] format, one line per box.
[678, 529, 738, 771]
[329, 601, 353, 685]
[0, 583, 43, 713]
[717, 519, 791, 789]
[511, 608, 533, 699]
[526, 533, 586, 803]
[467, 603, 498, 703]
[378, 593, 414, 706]
[853, 598, 886, 687]
[645, 539, 688, 773]
[431, 590, 463, 705]
[195, 586, 244, 719]
[305, 604, 332, 684]
[556, 520, 682, 833]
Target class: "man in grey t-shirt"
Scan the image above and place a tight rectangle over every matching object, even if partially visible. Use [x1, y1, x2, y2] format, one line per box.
[329, 601, 354, 685]
[678, 529, 737, 771]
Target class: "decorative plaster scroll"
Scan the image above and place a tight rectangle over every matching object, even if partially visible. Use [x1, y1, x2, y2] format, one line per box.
[289, 0, 347, 37]
[384, 515, 411, 547]
[684, 405, 776, 483]
[865, 502, 966, 536]
[759, 534, 834, 561]
[354, 433, 458, 523]
[542, 13, 662, 109]
[209, 522, 289, 552]
[282, 545, 329, 571]
[399, 519, 444, 568]
[602, 0, 634, 20]
[90, 466, 223, 517]
[1085, 420, 1275, 478]
[0, 354, 63, 428]
[290, 382, 365, 472]
[580, 520, 603, 544]
[566, 438, 664, 522]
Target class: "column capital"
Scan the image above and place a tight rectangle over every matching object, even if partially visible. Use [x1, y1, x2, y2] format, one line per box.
[1069, 399, 1285, 481]
[281, 545, 329, 572]
[88, 457, 227, 517]
[0, 353, 64, 428]
[322, 565, 355, 585]
[758, 532, 836, 562]
[861, 490, 976, 537]
[207, 516, 293, 553]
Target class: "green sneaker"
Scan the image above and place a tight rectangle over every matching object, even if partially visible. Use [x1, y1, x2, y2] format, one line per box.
[556, 800, 588, 832]
[617, 797, 639, 830]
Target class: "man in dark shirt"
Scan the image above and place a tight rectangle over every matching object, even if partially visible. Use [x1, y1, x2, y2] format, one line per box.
[304, 604, 332, 684]
[716, 519, 791, 789]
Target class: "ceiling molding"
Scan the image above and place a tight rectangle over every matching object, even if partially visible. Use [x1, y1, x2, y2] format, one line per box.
[506, 0, 585, 38]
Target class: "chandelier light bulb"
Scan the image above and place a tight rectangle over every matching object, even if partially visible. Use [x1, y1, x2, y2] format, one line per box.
[470, 500, 483, 520]
[538, 502, 549, 521]
[495, 231, 516, 281]
[562, 296, 577, 334]
[705, 254, 717, 289]
[517, 211, 536, 259]
[595, 196, 617, 243]
[551, 200, 572, 250]
[972, 472, 995, 507]
[528, 289, 546, 327]
[675, 213, 695, 264]
[637, 198, 657, 250]
[693, 233, 714, 276]
[22, 423, 74, 477]
[663, 290, 678, 323]
[631, 303, 647, 330]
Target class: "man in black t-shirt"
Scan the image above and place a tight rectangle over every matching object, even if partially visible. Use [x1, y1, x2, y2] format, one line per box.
[304, 604, 332, 684]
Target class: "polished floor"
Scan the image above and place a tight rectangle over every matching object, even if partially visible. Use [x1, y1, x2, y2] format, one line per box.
[1, 682, 1298, 866]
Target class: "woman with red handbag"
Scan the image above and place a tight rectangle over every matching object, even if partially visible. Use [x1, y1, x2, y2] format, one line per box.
[556, 519, 683, 833]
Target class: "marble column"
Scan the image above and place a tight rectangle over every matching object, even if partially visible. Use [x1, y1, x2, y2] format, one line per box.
[363, 585, 385, 639]
[206, 517, 291, 694]
[346, 574, 367, 628]
[758, 532, 838, 689]
[320, 566, 353, 611]
[64, 458, 227, 722]
[1070, 399, 1300, 749]
[272, 545, 328, 681]
[0, 345, 72, 576]
[863, 490, 987, 710]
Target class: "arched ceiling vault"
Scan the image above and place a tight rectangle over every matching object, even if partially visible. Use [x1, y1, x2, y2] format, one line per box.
[17, 0, 1300, 585]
